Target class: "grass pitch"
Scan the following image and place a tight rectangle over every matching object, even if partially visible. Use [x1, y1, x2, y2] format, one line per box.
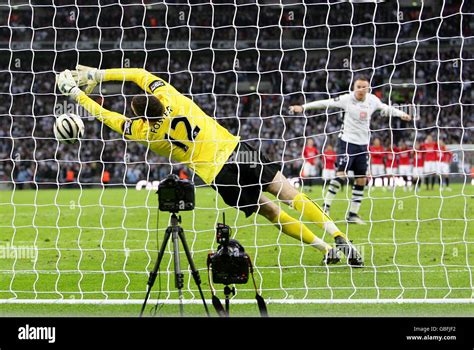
[0, 183, 473, 316]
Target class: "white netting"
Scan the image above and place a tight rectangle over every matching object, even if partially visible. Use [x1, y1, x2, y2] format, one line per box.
[1, 0, 473, 305]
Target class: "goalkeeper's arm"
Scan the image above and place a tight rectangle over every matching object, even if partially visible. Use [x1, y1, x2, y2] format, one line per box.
[57, 70, 127, 135]
[75, 66, 173, 115]
[75, 92, 128, 135]
[100, 68, 168, 93]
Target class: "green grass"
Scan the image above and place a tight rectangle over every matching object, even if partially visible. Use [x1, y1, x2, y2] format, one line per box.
[0, 184, 473, 316]
[2, 303, 474, 317]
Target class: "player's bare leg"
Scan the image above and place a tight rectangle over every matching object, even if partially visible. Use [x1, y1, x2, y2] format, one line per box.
[369, 173, 381, 193]
[443, 175, 451, 191]
[266, 171, 342, 236]
[383, 174, 390, 190]
[264, 171, 363, 267]
[256, 194, 341, 264]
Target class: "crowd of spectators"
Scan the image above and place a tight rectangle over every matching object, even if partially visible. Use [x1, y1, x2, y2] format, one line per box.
[2, 0, 469, 45]
[0, 0, 472, 187]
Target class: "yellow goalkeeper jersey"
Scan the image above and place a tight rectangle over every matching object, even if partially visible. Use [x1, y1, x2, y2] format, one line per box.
[75, 68, 240, 184]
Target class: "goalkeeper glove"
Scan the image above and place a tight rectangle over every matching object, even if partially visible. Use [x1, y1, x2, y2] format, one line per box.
[71, 64, 102, 94]
[57, 70, 81, 98]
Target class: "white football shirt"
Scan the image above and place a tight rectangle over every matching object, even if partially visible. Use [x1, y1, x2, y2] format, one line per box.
[303, 92, 406, 145]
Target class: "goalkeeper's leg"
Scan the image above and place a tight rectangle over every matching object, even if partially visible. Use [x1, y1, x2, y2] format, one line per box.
[257, 195, 341, 264]
[267, 172, 344, 238]
[265, 171, 364, 266]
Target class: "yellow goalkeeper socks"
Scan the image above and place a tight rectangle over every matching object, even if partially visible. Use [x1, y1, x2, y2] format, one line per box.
[292, 193, 346, 239]
[271, 209, 331, 252]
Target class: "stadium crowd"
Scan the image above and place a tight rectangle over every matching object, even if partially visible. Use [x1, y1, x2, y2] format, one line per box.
[3, 1, 468, 45]
[0, 0, 472, 187]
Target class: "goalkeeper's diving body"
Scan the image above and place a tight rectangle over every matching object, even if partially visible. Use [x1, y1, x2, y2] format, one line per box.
[57, 67, 363, 267]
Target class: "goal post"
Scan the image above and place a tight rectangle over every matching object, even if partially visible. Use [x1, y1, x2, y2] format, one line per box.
[1, 0, 473, 308]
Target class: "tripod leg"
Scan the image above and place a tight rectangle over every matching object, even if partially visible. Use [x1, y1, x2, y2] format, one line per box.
[171, 227, 185, 316]
[178, 229, 210, 316]
[140, 227, 171, 317]
[225, 296, 230, 316]
[148, 228, 172, 288]
[224, 286, 231, 317]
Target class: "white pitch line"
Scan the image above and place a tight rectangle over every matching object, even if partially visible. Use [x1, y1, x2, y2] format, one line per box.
[0, 298, 473, 305]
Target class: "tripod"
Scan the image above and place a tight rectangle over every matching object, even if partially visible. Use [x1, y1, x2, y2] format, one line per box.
[140, 212, 209, 316]
[223, 285, 235, 316]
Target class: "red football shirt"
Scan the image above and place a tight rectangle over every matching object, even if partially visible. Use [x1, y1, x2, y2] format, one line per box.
[303, 146, 319, 165]
[322, 150, 337, 170]
[397, 148, 412, 166]
[369, 145, 385, 165]
[421, 142, 440, 162]
[414, 149, 424, 167]
[439, 145, 453, 163]
[385, 147, 399, 168]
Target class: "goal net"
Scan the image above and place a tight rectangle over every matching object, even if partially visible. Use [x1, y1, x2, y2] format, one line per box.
[1, 0, 473, 307]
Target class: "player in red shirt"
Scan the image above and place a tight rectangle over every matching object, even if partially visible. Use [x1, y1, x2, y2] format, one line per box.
[301, 138, 319, 188]
[421, 135, 440, 190]
[322, 144, 337, 185]
[397, 141, 413, 191]
[369, 138, 385, 187]
[412, 141, 425, 191]
[384, 144, 399, 188]
[438, 140, 453, 191]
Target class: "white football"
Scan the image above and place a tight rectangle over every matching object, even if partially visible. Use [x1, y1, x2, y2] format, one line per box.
[53, 113, 84, 144]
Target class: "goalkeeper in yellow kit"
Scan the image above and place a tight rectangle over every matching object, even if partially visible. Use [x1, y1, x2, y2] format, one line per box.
[57, 66, 363, 267]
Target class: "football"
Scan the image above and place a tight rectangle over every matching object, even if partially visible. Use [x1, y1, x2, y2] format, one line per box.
[53, 113, 84, 144]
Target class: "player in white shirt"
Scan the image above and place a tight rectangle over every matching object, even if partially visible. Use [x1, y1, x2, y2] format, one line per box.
[290, 76, 411, 224]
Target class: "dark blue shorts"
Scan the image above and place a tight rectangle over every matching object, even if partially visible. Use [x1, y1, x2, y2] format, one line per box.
[336, 140, 369, 176]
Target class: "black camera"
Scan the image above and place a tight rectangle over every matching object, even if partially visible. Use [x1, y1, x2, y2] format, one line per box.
[208, 219, 250, 285]
[157, 174, 195, 212]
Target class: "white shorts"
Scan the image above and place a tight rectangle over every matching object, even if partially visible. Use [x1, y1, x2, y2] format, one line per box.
[424, 161, 438, 175]
[412, 167, 424, 177]
[398, 165, 413, 176]
[322, 169, 336, 180]
[439, 162, 450, 175]
[386, 167, 398, 176]
[302, 162, 317, 177]
[371, 164, 385, 177]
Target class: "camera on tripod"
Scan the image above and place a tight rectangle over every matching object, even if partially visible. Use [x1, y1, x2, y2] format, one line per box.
[208, 218, 250, 285]
[140, 173, 210, 317]
[207, 214, 268, 317]
[157, 174, 195, 212]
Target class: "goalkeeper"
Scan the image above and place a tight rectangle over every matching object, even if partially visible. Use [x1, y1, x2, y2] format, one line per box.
[57, 67, 363, 267]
